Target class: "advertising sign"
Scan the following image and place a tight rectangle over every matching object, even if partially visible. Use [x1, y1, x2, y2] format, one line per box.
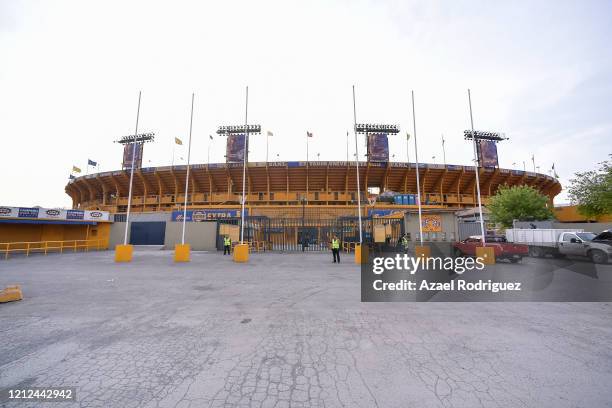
[0, 207, 16, 217]
[367, 133, 389, 162]
[477, 140, 499, 167]
[226, 134, 247, 163]
[0, 206, 110, 222]
[122, 143, 144, 170]
[422, 215, 442, 232]
[368, 209, 405, 218]
[18, 208, 39, 218]
[172, 209, 247, 222]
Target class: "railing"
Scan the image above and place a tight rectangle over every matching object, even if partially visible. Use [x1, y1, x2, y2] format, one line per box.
[0, 239, 109, 260]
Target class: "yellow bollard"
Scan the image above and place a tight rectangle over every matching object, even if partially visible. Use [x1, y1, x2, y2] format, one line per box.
[114, 244, 133, 262]
[355, 244, 369, 264]
[415, 245, 431, 259]
[475, 246, 496, 265]
[233, 243, 249, 263]
[174, 244, 190, 262]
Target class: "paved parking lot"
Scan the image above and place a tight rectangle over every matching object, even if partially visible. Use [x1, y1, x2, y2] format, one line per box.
[1, 249, 612, 407]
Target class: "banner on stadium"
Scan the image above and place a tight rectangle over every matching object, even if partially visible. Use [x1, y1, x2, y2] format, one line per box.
[0, 206, 109, 221]
[171, 209, 247, 222]
[226, 134, 247, 163]
[367, 133, 389, 162]
[477, 140, 499, 167]
[122, 143, 144, 170]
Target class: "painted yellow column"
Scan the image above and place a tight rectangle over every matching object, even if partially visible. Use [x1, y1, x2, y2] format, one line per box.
[174, 244, 190, 262]
[415, 245, 431, 259]
[114, 244, 133, 262]
[476, 246, 496, 264]
[233, 243, 249, 263]
[355, 244, 368, 264]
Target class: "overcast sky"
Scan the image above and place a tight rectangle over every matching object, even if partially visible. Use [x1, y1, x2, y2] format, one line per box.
[1, 0, 610, 208]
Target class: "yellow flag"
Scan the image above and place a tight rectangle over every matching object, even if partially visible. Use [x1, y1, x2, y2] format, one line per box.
[175, 137, 183, 145]
[72, 166, 82, 173]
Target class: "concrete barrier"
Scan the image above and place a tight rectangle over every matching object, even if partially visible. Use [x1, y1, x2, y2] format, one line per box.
[0, 285, 23, 303]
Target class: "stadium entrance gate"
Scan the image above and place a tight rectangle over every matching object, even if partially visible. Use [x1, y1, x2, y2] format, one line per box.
[216, 216, 404, 252]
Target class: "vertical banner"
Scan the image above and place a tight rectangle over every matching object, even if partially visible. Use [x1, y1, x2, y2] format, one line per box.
[477, 140, 499, 167]
[122, 143, 143, 170]
[367, 133, 389, 162]
[226, 134, 247, 163]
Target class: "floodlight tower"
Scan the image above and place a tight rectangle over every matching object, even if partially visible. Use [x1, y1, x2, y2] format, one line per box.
[115, 130, 155, 246]
[464, 90, 508, 245]
[216, 122, 261, 244]
[354, 123, 400, 161]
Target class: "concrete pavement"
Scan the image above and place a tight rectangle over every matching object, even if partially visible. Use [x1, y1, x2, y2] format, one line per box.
[1, 249, 611, 407]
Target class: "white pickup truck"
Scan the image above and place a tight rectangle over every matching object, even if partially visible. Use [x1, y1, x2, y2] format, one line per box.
[505, 228, 612, 263]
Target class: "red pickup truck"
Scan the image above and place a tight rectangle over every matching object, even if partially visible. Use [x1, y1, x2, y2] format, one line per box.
[453, 235, 529, 263]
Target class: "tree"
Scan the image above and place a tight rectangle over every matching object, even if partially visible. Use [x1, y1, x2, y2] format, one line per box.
[488, 185, 553, 228]
[567, 156, 612, 219]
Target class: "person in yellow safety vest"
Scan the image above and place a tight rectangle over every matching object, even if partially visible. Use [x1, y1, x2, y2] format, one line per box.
[223, 235, 232, 255]
[331, 235, 341, 263]
[400, 234, 410, 253]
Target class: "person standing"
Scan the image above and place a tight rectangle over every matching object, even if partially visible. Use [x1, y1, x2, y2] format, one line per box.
[400, 233, 410, 254]
[331, 235, 341, 263]
[223, 235, 232, 255]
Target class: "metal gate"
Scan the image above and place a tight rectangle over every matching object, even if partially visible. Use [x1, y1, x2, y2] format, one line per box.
[217, 216, 404, 252]
[130, 222, 166, 245]
[457, 222, 483, 241]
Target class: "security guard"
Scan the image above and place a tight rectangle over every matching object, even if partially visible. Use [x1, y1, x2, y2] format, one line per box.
[223, 235, 232, 255]
[331, 235, 341, 263]
[400, 234, 410, 253]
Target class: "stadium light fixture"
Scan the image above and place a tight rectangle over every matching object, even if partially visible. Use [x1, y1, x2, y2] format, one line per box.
[355, 123, 400, 134]
[463, 130, 507, 142]
[115, 132, 156, 145]
[216, 125, 261, 135]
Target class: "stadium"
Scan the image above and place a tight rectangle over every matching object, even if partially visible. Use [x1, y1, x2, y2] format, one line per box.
[66, 160, 561, 214]
[62, 153, 561, 251]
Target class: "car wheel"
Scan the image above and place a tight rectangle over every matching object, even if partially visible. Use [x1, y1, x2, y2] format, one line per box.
[510, 257, 521, 263]
[589, 250, 608, 264]
[453, 248, 463, 257]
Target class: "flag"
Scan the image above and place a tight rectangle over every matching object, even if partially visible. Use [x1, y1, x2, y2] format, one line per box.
[552, 163, 559, 178]
[307, 131, 313, 138]
[72, 166, 81, 173]
[175, 137, 183, 145]
[87, 159, 97, 167]
[69, 174, 76, 180]
[267, 131, 273, 137]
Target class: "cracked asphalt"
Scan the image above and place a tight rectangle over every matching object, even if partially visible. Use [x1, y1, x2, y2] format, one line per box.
[1, 249, 611, 407]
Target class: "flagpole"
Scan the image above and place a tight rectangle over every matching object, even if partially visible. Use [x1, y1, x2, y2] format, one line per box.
[207, 137, 212, 164]
[306, 133, 309, 202]
[172, 142, 175, 166]
[442, 134, 446, 166]
[411, 90, 423, 245]
[181, 93, 195, 245]
[240, 86, 248, 244]
[406, 132, 410, 164]
[123, 91, 141, 246]
[352, 85, 363, 244]
[468, 89, 486, 245]
[266, 132, 269, 163]
[532, 155, 536, 172]
[346, 131, 349, 162]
